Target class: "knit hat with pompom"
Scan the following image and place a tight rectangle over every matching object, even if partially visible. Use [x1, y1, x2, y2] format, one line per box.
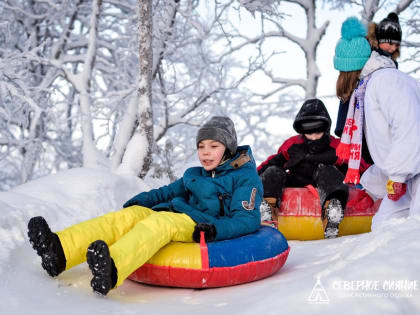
[334, 17, 371, 72]
[376, 12, 402, 44]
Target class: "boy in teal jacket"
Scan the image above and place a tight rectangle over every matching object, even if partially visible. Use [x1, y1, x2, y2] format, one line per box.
[28, 116, 263, 296]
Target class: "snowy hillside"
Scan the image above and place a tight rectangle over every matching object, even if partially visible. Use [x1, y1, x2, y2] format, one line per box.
[1, 168, 419, 315]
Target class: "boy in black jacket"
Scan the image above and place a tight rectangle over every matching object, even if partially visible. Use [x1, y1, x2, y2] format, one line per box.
[258, 99, 368, 238]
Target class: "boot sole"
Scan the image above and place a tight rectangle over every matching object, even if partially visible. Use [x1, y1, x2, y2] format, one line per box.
[28, 216, 65, 277]
[28, 216, 51, 256]
[87, 240, 113, 296]
[324, 200, 344, 239]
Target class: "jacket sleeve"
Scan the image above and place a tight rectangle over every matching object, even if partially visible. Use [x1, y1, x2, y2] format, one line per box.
[123, 178, 188, 208]
[257, 136, 301, 174]
[374, 74, 420, 182]
[257, 153, 287, 175]
[334, 100, 349, 137]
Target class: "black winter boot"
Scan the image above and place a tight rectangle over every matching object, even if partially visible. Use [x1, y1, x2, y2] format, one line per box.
[313, 164, 349, 210]
[87, 240, 117, 296]
[322, 199, 344, 239]
[27, 216, 66, 277]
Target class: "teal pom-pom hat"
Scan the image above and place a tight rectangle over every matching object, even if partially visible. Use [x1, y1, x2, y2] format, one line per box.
[334, 17, 371, 72]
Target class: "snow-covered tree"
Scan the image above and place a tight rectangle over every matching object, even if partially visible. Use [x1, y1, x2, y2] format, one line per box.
[0, 0, 270, 187]
[111, 0, 153, 178]
[0, 0, 418, 190]
[237, 0, 329, 99]
[0, 0, 135, 187]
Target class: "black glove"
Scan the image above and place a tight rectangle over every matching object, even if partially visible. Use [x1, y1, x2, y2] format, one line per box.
[306, 147, 337, 165]
[284, 144, 308, 169]
[192, 223, 217, 243]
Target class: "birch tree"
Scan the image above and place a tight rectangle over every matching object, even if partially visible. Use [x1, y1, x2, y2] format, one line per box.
[68, 0, 108, 168]
[113, 0, 154, 177]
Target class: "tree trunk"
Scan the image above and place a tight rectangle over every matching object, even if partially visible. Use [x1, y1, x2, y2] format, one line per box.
[115, 0, 154, 178]
[303, 0, 328, 99]
[136, 0, 154, 178]
[78, 0, 108, 168]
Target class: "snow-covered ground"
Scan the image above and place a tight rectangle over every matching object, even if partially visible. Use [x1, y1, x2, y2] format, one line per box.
[1, 168, 419, 315]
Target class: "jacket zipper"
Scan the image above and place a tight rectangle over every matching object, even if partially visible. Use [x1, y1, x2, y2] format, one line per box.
[212, 170, 215, 178]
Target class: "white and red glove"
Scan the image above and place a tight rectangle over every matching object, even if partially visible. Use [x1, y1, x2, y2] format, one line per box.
[386, 179, 407, 202]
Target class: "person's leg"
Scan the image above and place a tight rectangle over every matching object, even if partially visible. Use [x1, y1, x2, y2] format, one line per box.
[371, 194, 410, 230]
[313, 164, 349, 210]
[408, 175, 420, 217]
[87, 211, 196, 295]
[260, 166, 287, 221]
[28, 206, 153, 276]
[372, 174, 420, 229]
[313, 164, 349, 238]
[260, 165, 287, 199]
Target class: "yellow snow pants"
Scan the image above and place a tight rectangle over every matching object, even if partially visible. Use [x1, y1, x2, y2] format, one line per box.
[56, 206, 195, 287]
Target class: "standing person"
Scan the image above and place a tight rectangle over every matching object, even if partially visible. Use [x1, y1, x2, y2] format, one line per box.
[333, 17, 374, 164]
[258, 99, 359, 239]
[367, 12, 402, 68]
[333, 17, 420, 229]
[28, 116, 263, 296]
[335, 13, 403, 162]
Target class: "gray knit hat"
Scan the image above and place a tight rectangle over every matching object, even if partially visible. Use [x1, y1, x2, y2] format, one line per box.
[196, 116, 237, 155]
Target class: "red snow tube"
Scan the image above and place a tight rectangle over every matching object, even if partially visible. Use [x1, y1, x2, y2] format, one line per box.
[129, 226, 290, 288]
[276, 186, 381, 240]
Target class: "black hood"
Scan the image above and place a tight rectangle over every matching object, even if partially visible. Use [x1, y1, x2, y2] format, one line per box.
[293, 99, 331, 134]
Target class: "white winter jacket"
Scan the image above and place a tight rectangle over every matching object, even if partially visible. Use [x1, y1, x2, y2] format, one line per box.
[361, 51, 420, 183]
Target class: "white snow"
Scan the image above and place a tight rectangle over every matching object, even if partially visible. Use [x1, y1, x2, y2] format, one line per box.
[1, 168, 420, 314]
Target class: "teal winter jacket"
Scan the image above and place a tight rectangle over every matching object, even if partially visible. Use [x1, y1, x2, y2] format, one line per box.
[123, 145, 263, 241]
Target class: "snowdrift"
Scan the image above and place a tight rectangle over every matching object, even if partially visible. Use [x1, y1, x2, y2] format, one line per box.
[1, 167, 420, 315]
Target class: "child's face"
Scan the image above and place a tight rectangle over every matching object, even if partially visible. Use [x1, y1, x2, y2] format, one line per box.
[379, 42, 399, 54]
[304, 132, 324, 140]
[198, 140, 226, 171]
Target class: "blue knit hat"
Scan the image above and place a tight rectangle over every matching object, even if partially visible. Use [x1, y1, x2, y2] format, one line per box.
[334, 17, 371, 72]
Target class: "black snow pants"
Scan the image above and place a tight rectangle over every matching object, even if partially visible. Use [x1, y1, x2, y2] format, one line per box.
[260, 164, 349, 212]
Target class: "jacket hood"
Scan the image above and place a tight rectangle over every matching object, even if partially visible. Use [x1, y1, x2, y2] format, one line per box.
[293, 99, 331, 134]
[361, 50, 396, 79]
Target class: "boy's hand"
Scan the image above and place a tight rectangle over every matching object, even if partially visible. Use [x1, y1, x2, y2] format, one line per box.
[123, 195, 142, 208]
[386, 180, 407, 202]
[284, 144, 307, 169]
[192, 223, 217, 243]
[305, 147, 338, 165]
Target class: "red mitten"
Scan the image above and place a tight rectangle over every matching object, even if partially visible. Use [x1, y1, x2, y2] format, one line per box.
[386, 180, 407, 202]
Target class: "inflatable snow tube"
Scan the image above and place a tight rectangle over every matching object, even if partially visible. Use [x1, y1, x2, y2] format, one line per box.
[277, 186, 381, 240]
[128, 226, 290, 288]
